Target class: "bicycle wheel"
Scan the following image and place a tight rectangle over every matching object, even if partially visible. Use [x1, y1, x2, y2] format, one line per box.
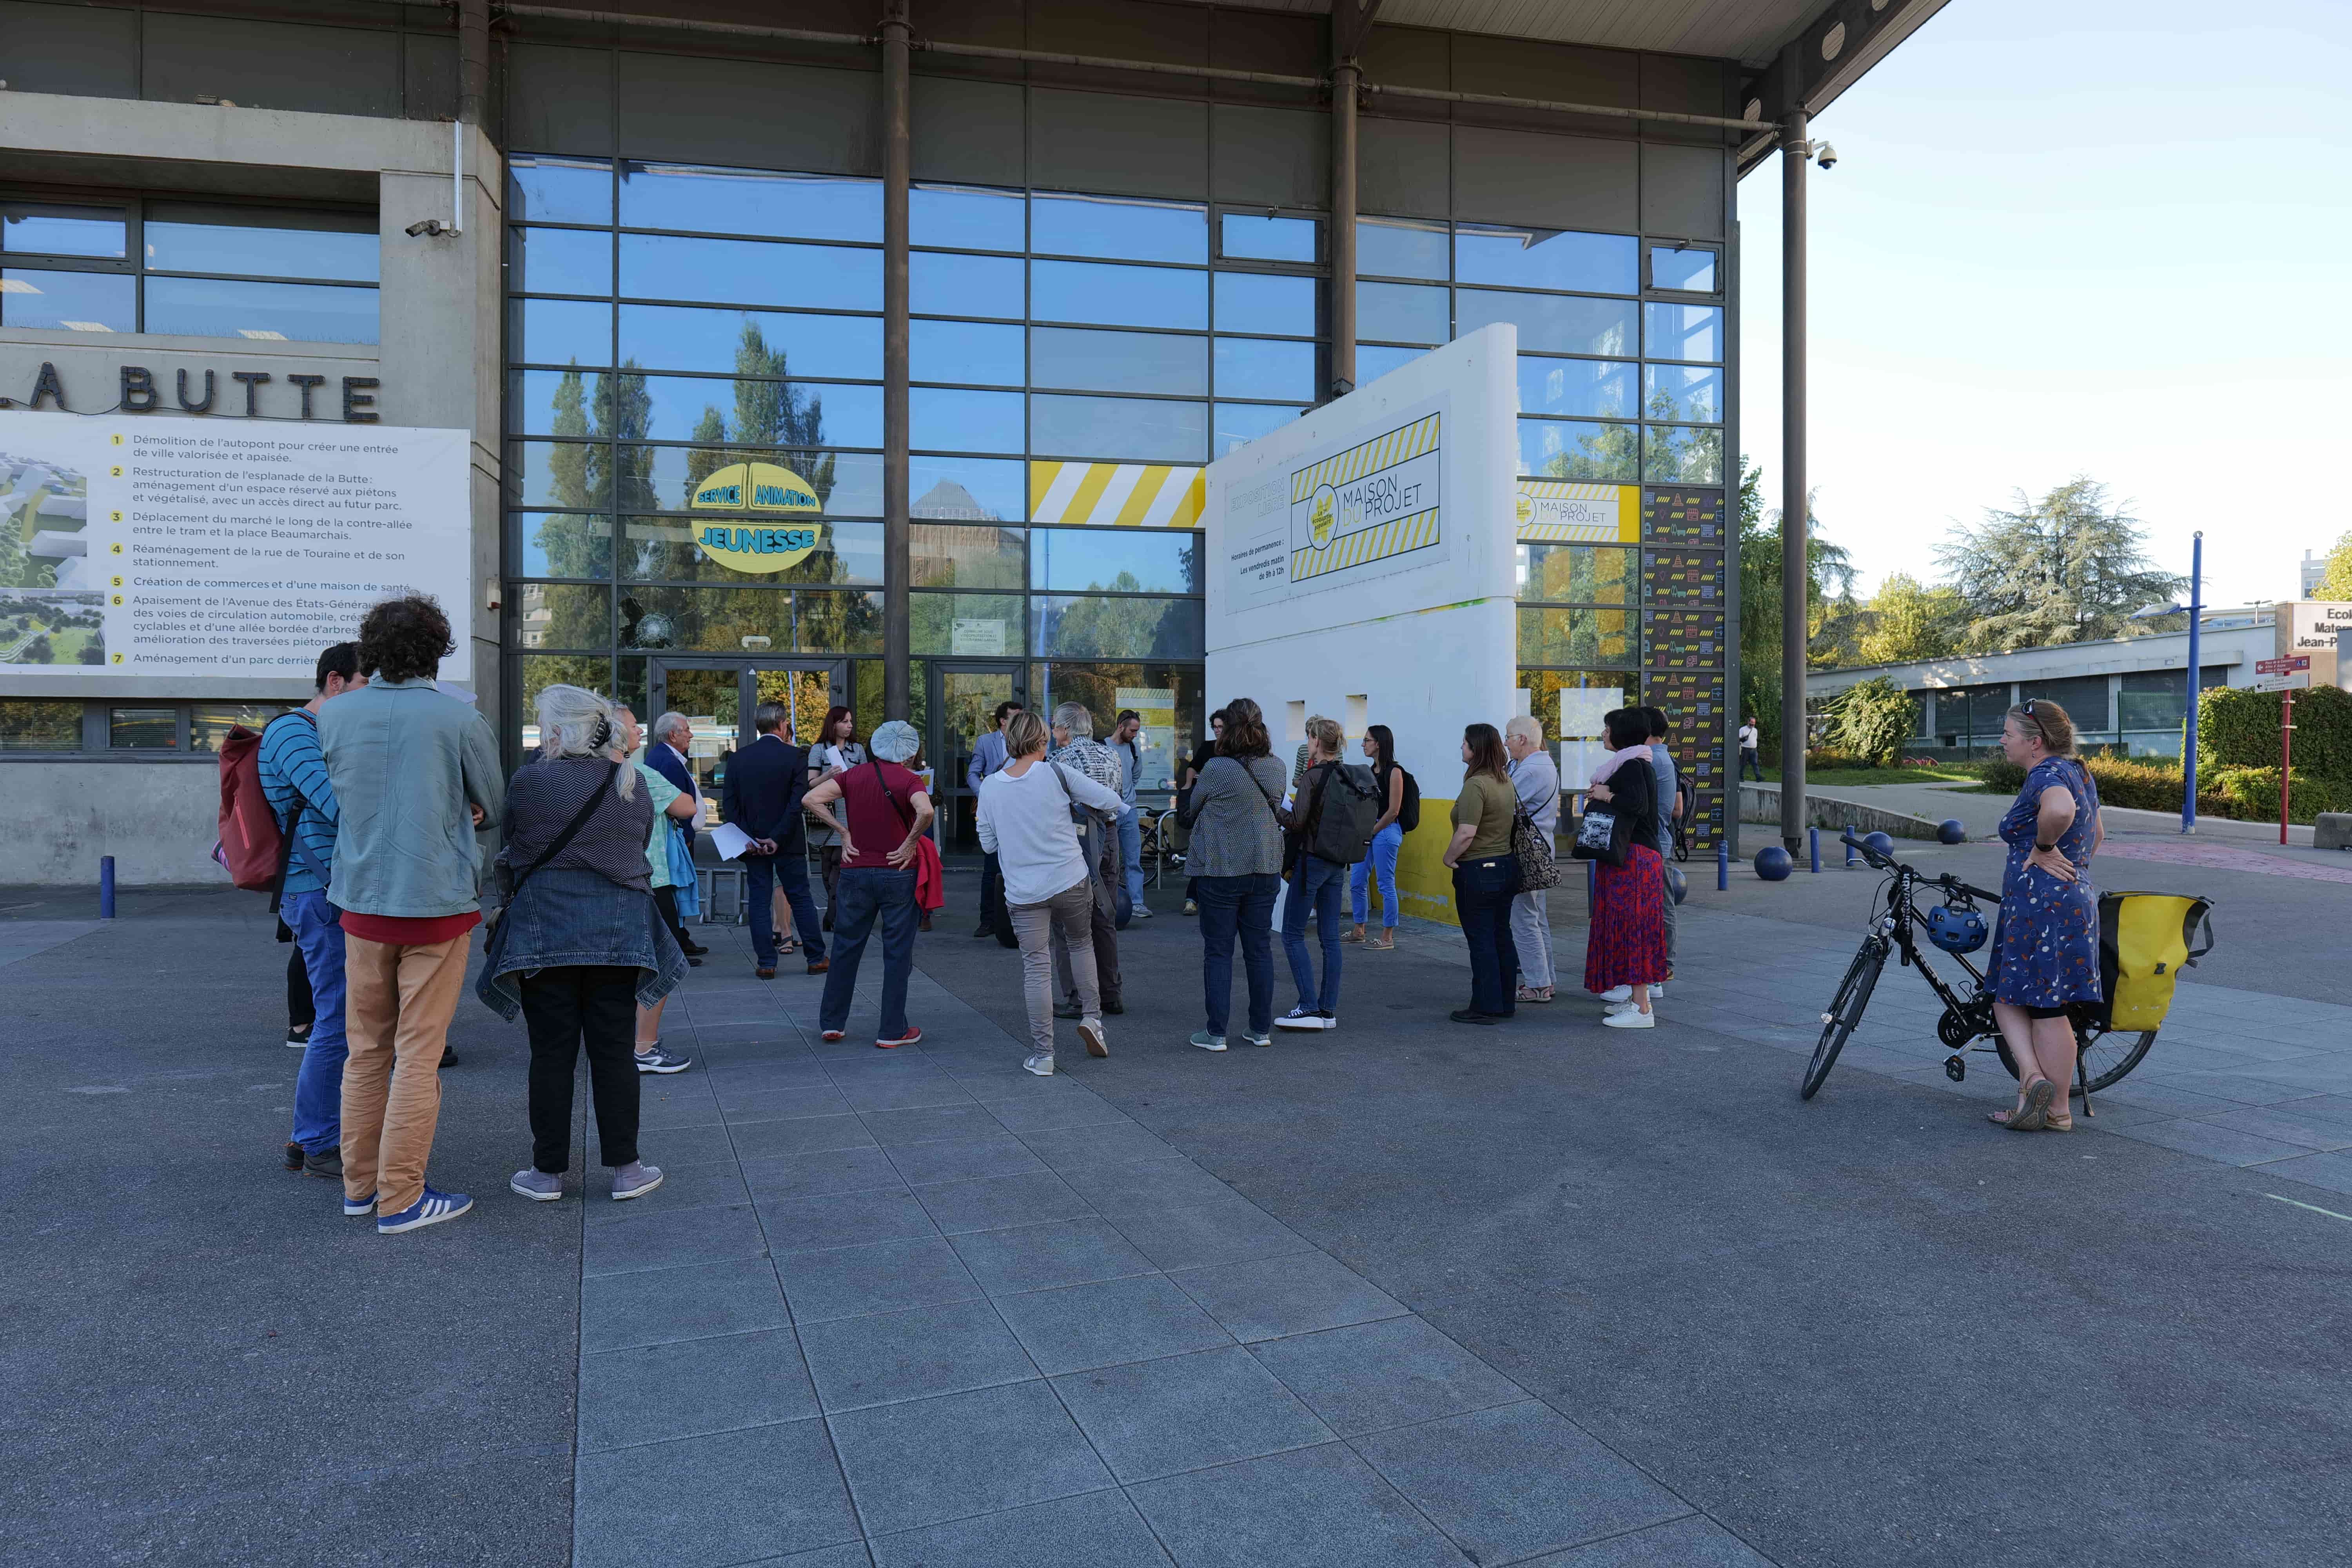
[1803, 935, 1887, 1100]
[1994, 1023, 2157, 1093]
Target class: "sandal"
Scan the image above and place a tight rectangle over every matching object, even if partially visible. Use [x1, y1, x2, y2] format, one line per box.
[1367, 932, 1395, 950]
[1516, 984, 1554, 1004]
[1987, 1076, 2054, 1132]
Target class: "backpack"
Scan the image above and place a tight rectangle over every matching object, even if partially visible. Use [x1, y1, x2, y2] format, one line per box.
[1303, 762, 1383, 867]
[216, 717, 305, 904]
[1394, 766, 1421, 833]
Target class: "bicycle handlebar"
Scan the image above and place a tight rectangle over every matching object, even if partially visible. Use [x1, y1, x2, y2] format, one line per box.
[1838, 831, 1998, 904]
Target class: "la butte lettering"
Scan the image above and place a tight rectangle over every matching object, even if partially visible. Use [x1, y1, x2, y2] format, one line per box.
[1, 360, 381, 423]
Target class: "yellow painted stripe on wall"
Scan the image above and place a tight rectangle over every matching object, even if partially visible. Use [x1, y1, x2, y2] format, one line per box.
[1064, 463, 1122, 526]
[1029, 460, 1064, 519]
[1112, 466, 1172, 527]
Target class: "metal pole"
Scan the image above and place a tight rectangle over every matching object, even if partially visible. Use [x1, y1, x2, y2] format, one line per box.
[1716, 839, 1729, 891]
[1808, 826, 1820, 873]
[100, 854, 116, 919]
[2281, 686, 2294, 846]
[2182, 530, 2201, 833]
[1329, 54, 1359, 399]
[1779, 110, 1809, 855]
[880, 0, 912, 720]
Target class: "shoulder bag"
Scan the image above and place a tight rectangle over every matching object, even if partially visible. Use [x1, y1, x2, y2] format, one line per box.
[1569, 775, 1637, 869]
[486, 760, 620, 932]
[1048, 760, 1129, 925]
[1511, 782, 1563, 890]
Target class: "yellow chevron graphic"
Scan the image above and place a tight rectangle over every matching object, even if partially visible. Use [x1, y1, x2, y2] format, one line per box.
[1514, 480, 1639, 543]
[1290, 506, 1441, 580]
[1288, 413, 1442, 503]
[1028, 462, 1207, 528]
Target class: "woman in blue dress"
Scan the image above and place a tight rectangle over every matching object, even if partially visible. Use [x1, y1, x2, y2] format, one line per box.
[1985, 700, 2104, 1132]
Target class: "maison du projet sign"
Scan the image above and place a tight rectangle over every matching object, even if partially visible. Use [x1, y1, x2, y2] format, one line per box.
[0, 360, 383, 422]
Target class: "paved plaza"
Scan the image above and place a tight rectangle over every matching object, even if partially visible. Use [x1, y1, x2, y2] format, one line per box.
[8, 828, 2352, 1567]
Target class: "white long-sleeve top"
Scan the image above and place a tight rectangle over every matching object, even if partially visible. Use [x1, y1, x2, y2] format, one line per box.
[975, 757, 1126, 907]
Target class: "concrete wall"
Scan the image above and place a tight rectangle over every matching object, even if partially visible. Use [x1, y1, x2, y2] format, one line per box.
[7, 760, 224, 885]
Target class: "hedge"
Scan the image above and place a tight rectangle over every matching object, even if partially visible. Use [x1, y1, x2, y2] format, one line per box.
[2206, 767, 2352, 825]
[2201, 684, 2352, 779]
[1979, 754, 2348, 823]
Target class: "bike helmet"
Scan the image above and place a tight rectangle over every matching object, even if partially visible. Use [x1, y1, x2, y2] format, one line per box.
[1926, 899, 1988, 955]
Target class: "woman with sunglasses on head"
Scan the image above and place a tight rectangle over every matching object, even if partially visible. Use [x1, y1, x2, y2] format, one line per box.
[1985, 699, 2105, 1132]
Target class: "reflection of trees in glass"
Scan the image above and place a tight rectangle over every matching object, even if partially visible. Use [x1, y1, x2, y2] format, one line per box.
[797, 590, 884, 654]
[1521, 544, 1629, 604]
[1517, 607, 1630, 666]
[1540, 424, 1637, 483]
[1041, 573, 1198, 659]
[1639, 386, 1722, 483]
[911, 592, 1022, 657]
[534, 362, 641, 648]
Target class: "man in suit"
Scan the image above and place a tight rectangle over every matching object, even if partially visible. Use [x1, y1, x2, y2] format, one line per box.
[643, 711, 708, 958]
[722, 701, 829, 979]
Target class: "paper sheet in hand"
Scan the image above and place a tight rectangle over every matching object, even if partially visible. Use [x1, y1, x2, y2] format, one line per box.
[709, 823, 755, 860]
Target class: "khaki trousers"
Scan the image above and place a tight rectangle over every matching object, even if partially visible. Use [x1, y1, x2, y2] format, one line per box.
[341, 933, 469, 1216]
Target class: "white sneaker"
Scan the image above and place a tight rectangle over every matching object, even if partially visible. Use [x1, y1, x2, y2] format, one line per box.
[1132, 905, 1154, 919]
[1649, 983, 1667, 1000]
[1604, 1000, 1642, 1015]
[1077, 1019, 1110, 1058]
[1024, 1053, 1055, 1076]
[1275, 1007, 1333, 1031]
[1596, 985, 1633, 1003]
[1602, 1008, 1656, 1029]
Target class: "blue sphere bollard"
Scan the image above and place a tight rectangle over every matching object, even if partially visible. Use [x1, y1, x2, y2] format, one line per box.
[1862, 831, 1897, 859]
[1755, 846, 1793, 882]
[1938, 818, 1967, 845]
[1664, 864, 1688, 905]
[1716, 840, 1730, 891]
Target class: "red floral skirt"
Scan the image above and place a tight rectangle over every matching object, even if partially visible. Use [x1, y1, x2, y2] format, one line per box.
[1583, 844, 1668, 992]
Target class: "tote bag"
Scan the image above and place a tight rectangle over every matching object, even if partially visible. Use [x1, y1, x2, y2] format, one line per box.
[1511, 786, 1562, 890]
[1568, 803, 1634, 868]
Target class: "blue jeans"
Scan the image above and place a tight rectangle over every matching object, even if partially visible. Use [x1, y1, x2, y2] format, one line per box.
[1452, 855, 1521, 1016]
[820, 867, 917, 1040]
[283, 890, 348, 1153]
[1349, 821, 1404, 928]
[1196, 873, 1278, 1038]
[1281, 856, 1346, 1014]
[1118, 806, 1145, 911]
[746, 849, 825, 967]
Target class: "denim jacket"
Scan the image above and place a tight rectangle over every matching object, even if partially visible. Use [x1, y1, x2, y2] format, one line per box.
[474, 867, 687, 1021]
[318, 677, 504, 918]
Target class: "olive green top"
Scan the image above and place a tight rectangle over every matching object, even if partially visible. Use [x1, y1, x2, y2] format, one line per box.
[1451, 772, 1518, 859]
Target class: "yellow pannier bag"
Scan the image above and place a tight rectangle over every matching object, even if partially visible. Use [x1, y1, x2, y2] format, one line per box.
[2092, 892, 2216, 1034]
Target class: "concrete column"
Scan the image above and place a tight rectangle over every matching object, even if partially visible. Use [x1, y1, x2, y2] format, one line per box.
[881, 0, 912, 719]
[1329, 57, 1359, 400]
[1779, 108, 1808, 853]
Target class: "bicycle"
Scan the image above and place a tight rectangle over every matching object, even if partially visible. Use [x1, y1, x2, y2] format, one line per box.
[1800, 831, 2158, 1103]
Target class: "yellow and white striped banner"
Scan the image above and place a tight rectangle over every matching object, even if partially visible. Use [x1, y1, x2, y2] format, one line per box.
[1515, 480, 1639, 543]
[1290, 506, 1440, 581]
[1029, 461, 1206, 528]
[1289, 413, 1442, 503]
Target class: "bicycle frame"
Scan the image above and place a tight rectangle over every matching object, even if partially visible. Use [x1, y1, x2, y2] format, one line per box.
[1875, 867, 1991, 1031]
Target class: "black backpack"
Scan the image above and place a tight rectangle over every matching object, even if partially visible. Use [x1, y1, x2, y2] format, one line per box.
[1304, 762, 1383, 866]
[1394, 766, 1421, 833]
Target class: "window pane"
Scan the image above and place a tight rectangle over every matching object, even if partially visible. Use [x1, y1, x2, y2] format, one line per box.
[512, 511, 613, 579]
[1517, 670, 1637, 744]
[1032, 192, 1207, 263]
[1221, 214, 1316, 263]
[110, 708, 179, 749]
[1214, 337, 1315, 401]
[1354, 343, 1423, 382]
[640, 446, 882, 516]
[629, 374, 879, 447]
[797, 590, 887, 653]
[622, 515, 881, 585]
[1359, 216, 1448, 280]
[0, 699, 83, 751]
[1031, 394, 1206, 463]
[1519, 356, 1635, 419]
[620, 584, 788, 651]
[1031, 529, 1200, 594]
[619, 306, 878, 380]
[0, 268, 134, 332]
[510, 441, 603, 508]
[911, 387, 1024, 452]
[145, 203, 377, 283]
[1031, 327, 1207, 396]
[1517, 544, 1632, 604]
[510, 296, 610, 365]
[509, 226, 611, 297]
[2, 201, 127, 258]
[516, 583, 612, 649]
[2118, 672, 2187, 733]
[1213, 272, 1316, 337]
[1518, 418, 1637, 481]
[190, 702, 301, 753]
[1457, 226, 1636, 295]
[912, 591, 1024, 656]
[913, 250, 1023, 319]
[621, 234, 879, 312]
[1358, 281, 1447, 345]
[144, 277, 378, 345]
[1644, 301, 1723, 362]
[1033, 594, 1203, 659]
[510, 155, 613, 225]
[912, 183, 1024, 251]
[1032, 260, 1205, 330]
[1214, 401, 1303, 457]
[912, 524, 1025, 588]
[1457, 289, 1634, 356]
[913, 319, 1023, 386]
[1650, 245, 1717, 292]
[1643, 425, 1724, 483]
[1517, 607, 1633, 666]
[619, 163, 880, 242]
[1642, 363, 1720, 423]
[912, 456, 1025, 522]
[2018, 675, 2112, 736]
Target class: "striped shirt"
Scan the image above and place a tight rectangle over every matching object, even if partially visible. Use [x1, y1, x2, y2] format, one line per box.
[257, 710, 338, 896]
[497, 756, 656, 893]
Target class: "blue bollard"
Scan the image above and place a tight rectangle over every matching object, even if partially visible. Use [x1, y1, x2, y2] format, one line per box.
[1716, 840, 1730, 891]
[1809, 827, 1821, 873]
[100, 854, 116, 919]
[1845, 832, 1858, 868]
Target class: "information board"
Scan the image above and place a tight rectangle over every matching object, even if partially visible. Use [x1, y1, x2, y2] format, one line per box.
[1221, 398, 1448, 614]
[0, 412, 470, 683]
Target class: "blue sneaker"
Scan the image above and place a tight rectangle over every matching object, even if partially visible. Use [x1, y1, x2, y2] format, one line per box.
[376, 1185, 473, 1235]
[343, 1191, 377, 1217]
[633, 1044, 693, 1074]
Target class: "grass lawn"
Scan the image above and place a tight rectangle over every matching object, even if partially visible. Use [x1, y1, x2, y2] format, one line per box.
[1759, 765, 1980, 787]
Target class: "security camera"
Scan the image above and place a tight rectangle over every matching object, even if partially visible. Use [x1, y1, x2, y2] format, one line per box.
[405, 218, 449, 238]
[1813, 142, 1838, 170]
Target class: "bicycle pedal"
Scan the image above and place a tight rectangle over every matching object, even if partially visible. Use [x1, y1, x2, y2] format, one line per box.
[1944, 1054, 1966, 1082]
[1820, 1012, 1836, 1024]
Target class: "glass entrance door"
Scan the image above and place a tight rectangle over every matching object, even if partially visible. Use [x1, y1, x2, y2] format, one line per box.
[933, 663, 1025, 855]
[649, 659, 846, 826]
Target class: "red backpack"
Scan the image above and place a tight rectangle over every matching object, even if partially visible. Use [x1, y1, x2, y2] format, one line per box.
[216, 715, 304, 902]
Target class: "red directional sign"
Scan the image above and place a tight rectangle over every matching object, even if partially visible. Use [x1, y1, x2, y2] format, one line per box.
[2256, 655, 2311, 675]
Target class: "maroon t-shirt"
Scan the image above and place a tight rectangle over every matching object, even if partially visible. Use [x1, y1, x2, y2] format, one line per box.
[838, 760, 927, 870]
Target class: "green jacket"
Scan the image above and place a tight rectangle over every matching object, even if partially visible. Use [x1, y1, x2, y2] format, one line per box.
[318, 677, 504, 918]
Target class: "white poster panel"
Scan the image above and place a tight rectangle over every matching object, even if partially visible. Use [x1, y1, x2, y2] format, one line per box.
[0, 412, 470, 683]
[1223, 397, 1447, 615]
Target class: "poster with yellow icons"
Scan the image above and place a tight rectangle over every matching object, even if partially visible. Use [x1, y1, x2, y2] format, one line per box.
[1220, 396, 1450, 615]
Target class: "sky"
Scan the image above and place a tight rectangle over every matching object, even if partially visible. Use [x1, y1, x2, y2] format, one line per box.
[1736, 0, 2352, 612]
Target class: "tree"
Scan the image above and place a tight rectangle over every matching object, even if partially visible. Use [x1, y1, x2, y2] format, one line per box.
[1851, 572, 1966, 666]
[1935, 477, 2181, 652]
[1737, 459, 1857, 743]
[1824, 676, 1917, 765]
[661, 323, 848, 586]
[2314, 529, 2352, 601]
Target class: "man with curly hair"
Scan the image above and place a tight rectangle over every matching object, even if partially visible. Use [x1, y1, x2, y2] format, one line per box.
[318, 595, 504, 1235]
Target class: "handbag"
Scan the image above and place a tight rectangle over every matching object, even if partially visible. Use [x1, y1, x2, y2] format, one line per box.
[1568, 800, 1635, 867]
[1048, 760, 1129, 925]
[1511, 784, 1563, 891]
[866, 759, 946, 913]
[486, 760, 620, 932]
